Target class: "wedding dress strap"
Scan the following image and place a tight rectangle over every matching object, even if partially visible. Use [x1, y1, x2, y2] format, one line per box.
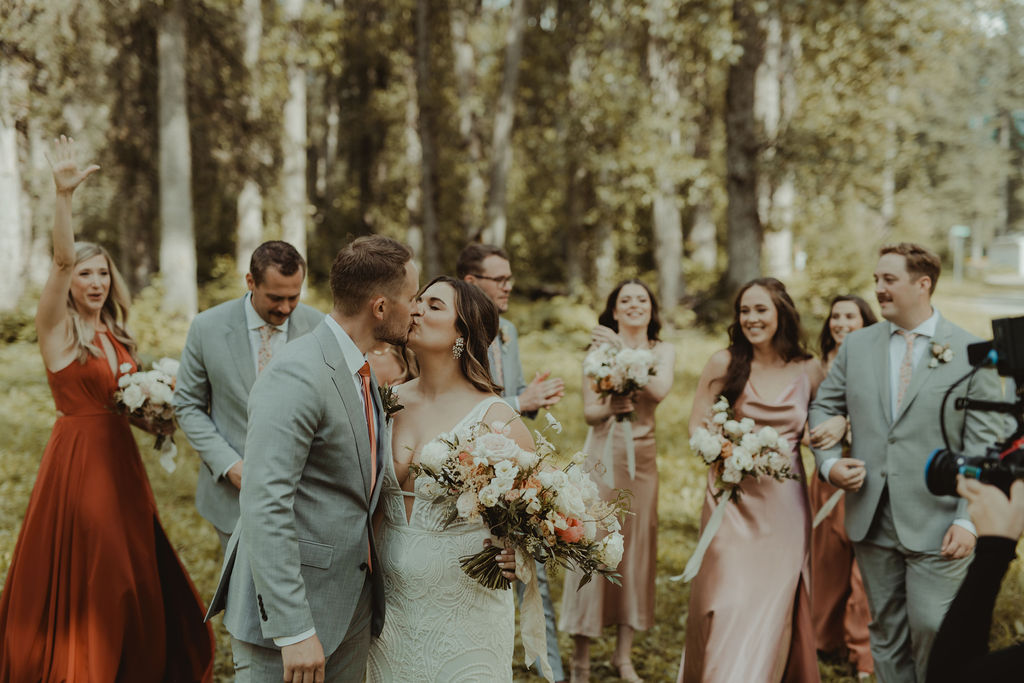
[455, 396, 509, 430]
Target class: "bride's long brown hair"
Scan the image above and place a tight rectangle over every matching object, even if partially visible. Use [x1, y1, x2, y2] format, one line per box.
[421, 276, 501, 395]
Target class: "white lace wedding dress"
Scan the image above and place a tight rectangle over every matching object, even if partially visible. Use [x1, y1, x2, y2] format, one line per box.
[366, 396, 515, 682]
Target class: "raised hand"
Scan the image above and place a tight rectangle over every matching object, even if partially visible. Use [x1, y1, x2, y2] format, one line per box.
[48, 135, 100, 195]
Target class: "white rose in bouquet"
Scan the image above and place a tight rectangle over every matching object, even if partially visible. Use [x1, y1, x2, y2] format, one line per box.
[149, 381, 174, 406]
[493, 459, 519, 480]
[419, 440, 450, 472]
[689, 429, 722, 464]
[597, 531, 625, 568]
[712, 411, 728, 425]
[721, 461, 743, 484]
[739, 433, 761, 455]
[730, 446, 754, 472]
[757, 426, 781, 449]
[476, 431, 521, 464]
[516, 448, 540, 470]
[739, 417, 755, 434]
[122, 384, 146, 412]
[767, 451, 789, 472]
[723, 419, 743, 439]
[456, 490, 479, 519]
[478, 484, 500, 508]
[152, 357, 180, 377]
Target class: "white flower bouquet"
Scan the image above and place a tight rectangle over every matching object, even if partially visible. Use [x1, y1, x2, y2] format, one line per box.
[413, 412, 628, 591]
[582, 343, 657, 481]
[114, 357, 180, 472]
[675, 395, 797, 582]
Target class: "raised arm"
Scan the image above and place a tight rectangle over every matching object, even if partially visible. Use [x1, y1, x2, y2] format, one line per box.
[35, 137, 100, 362]
[639, 341, 676, 403]
[688, 350, 730, 435]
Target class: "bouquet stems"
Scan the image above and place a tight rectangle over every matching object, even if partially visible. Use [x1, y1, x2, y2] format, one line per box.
[459, 544, 511, 590]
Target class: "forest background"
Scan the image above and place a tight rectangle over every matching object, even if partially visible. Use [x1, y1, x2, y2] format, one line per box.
[3, 0, 1024, 681]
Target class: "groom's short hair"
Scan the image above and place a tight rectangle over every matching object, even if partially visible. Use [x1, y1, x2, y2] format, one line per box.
[879, 242, 941, 294]
[330, 235, 413, 315]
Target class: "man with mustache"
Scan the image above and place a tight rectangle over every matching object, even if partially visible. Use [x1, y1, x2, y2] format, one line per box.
[809, 243, 1007, 682]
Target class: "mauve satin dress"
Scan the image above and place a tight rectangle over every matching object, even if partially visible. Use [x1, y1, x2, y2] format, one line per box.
[679, 369, 820, 683]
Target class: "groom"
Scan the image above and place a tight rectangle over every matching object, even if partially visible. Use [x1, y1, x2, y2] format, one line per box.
[207, 235, 419, 682]
[809, 242, 1007, 682]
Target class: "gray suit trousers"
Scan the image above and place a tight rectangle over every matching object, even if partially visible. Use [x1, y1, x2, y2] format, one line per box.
[853, 490, 970, 683]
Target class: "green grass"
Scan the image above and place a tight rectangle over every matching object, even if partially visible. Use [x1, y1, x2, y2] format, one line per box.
[1, 288, 1022, 682]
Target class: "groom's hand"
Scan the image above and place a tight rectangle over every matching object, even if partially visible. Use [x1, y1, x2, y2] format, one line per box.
[828, 458, 866, 491]
[282, 634, 325, 683]
[940, 523, 976, 560]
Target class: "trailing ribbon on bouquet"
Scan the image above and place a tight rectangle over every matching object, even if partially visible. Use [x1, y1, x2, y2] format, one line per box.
[516, 549, 554, 682]
[812, 489, 844, 529]
[670, 496, 729, 583]
[156, 434, 178, 474]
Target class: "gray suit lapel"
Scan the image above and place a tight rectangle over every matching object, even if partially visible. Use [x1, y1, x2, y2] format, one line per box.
[315, 324, 374, 498]
[894, 316, 948, 424]
[875, 325, 893, 427]
[228, 298, 257, 391]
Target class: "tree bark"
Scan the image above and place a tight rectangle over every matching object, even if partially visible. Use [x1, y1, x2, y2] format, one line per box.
[415, 0, 441, 277]
[158, 0, 197, 317]
[0, 69, 26, 311]
[281, 0, 308, 259]
[450, 0, 486, 240]
[236, 0, 264, 274]
[723, 0, 766, 294]
[403, 59, 424, 273]
[482, 0, 526, 248]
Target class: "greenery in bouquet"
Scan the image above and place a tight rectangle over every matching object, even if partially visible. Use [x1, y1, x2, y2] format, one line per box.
[582, 343, 656, 422]
[413, 411, 629, 590]
[688, 395, 798, 502]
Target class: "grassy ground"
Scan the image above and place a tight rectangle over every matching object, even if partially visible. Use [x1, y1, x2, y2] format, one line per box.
[0, 286, 1021, 682]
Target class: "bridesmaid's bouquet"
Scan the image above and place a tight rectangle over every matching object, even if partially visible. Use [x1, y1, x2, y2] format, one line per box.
[413, 412, 628, 591]
[581, 343, 656, 481]
[675, 395, 797, 582]
[114, 357, 179, 472]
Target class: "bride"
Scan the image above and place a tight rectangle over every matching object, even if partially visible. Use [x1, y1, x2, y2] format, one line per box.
[366, 276, 528, 682]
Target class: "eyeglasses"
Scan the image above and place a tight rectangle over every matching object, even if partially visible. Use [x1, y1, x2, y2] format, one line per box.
[471, 273, 515, 288]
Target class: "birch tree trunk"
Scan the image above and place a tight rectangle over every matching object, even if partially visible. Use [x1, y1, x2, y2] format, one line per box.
[0, 64, 26, 311]
[281, 0, 308, 259]
[450, 0, 486, 240]
[646, 0, 684, 310]
[482, 0, 526, 248]
[723, 0, 766, 294]
[158, 0, 197, 317]
[236, 0, 264, 274]
[415, 0, 441, 277]
[403, 59, 423, 272]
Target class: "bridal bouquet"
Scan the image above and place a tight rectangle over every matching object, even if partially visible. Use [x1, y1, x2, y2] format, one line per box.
[114, 357, 180, 472]
[414, 412, 628, 681]
[674, 395, 797, 582]
[582, 343, 656, 481]
[414, 412, 628, 591]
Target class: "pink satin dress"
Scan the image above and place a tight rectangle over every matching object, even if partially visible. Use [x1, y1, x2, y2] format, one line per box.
[679, 370, 820, 683]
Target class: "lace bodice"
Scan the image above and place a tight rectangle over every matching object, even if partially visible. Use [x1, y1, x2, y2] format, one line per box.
[367, 396, 514, 682]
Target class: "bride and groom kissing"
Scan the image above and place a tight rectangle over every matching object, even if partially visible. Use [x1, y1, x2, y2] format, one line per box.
[207, 235, 527, 682]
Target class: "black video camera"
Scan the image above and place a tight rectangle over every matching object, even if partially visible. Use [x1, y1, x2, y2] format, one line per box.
[924, 316, 1024, 497]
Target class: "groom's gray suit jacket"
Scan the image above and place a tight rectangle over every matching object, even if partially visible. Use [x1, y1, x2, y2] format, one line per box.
[173, 295, 323, 535]
[206, 321, 387, 653]
[810, 315, 1007, 552]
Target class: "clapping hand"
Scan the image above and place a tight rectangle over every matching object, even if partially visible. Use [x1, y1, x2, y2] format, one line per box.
[48, 135, 100, 196]
[517, 371, 565, 413]
[590, 325, 620, 348]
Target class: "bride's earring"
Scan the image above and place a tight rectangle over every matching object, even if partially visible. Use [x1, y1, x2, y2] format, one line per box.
[452, 337, 465, 359]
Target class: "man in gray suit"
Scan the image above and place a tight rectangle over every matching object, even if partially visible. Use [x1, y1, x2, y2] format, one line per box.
[174, 241, 323, 550]
[810, 242, 1007, 682]
[207, 236, 419, 683]
[457, 242, 567, 682]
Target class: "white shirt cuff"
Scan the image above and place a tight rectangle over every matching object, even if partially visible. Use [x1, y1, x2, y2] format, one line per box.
[953, 519, 977, 537]
[222, 459, 242, 480]
[819, 457, 840, 483]
[273, 628, 316, 648]
[512, 396, 521, 412]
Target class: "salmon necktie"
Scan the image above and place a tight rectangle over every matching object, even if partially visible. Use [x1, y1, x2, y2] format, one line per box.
[257, 325, 278, 373]
[895, 330, 918, 410]
[358, 362, 378, 570]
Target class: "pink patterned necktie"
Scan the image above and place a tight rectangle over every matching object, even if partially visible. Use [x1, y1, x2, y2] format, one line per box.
[895, 330, 918, 410]
[257, 325, 278, 373]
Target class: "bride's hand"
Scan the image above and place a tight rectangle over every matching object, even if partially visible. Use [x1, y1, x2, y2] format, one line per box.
[484, 538, 518, 582]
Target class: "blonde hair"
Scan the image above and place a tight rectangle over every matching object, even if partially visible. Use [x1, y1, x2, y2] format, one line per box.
[67, 242, 137, 364]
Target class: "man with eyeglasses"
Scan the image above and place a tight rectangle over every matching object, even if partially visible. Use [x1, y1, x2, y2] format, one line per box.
[457, 242, 567, 682]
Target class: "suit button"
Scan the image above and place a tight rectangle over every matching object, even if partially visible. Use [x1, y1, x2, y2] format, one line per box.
[879, 469, 886, 477]
[359, 562, 368, 571]
[888, 436, 896, 444]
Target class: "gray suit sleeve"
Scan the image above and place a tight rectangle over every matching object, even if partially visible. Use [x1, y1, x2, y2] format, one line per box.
[809, 339, 850, 470]
[240, 357, 321, 639]
[173, 318, 243, 478]
[507, 325, 534, 418]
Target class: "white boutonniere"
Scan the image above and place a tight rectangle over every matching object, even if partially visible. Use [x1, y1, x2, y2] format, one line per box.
[928, 342, 954, 368]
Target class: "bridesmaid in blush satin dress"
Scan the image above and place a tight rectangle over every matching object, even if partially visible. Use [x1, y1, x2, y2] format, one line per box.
[679, 278, 823, 683]
[0, 137, 214, 682]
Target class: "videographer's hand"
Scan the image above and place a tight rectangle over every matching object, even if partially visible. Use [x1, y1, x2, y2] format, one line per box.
[828, 458, 865, 491]
[956, 477, 1024, 541]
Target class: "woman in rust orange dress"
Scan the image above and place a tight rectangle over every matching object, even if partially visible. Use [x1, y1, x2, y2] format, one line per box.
[807, 295, 877, 679]
[0, 136, 214, 682]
